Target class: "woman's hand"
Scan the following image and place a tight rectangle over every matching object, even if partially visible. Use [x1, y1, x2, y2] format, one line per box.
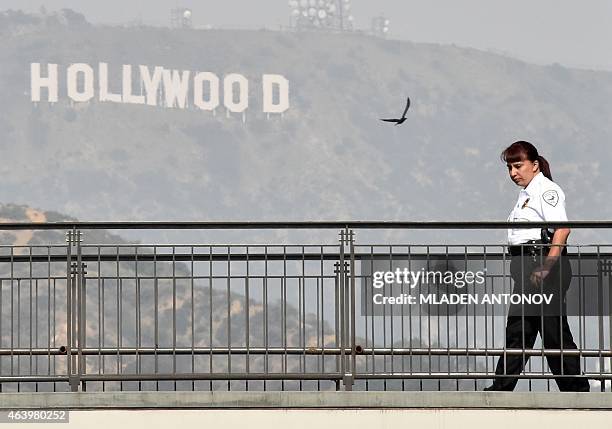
[530, 266, 550, 286]
[530, 228, 570, 286]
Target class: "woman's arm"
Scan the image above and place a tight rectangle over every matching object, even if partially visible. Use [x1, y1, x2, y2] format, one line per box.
[530, 228, 569, 286]
[543, 227, 570, 270]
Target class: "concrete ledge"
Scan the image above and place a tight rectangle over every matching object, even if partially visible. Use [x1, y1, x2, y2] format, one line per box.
[0, 391, 610, 410]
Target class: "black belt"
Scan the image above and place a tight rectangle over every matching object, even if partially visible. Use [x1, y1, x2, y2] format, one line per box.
[508, 240, 567, 257]
[508, 240, 545, 257]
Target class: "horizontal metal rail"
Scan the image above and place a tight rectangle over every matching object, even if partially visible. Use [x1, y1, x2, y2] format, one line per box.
[355, 373, 610, 380]
[0, 221, 611, 230]
[0, 373, 607, 383]
[1, 347, 611, 358]
[0, 252, 610, 264]
[78, 373, 343, 382]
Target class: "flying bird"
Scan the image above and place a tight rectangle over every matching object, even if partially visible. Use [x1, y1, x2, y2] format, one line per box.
[380, 97, 411, 125]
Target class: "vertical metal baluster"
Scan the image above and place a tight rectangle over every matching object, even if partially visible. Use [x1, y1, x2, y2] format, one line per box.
[519, 245, 528, 391]
[463, 245, 469, 391]
[263, 246, 269, 391]
[541, 243, 547, 392]
[334, 259, 340, 391]
[389, 243, 395, 392]
[499, 244, 507, 388]
[578, 246, 586, 391]
[53, 276, 57, 391]
[245, 246, 250, 391]
[348, 233, 356, 391]
[445, 245, 454, 391]
[337, 231, 345, 391]
[153, 247, 159, 391]
[17, 277, 21, 391]
[79, 235, 86, 392]
[97, 247, 103, 392]
[226, 245, 231, 391]
[367, 245, 374, 390]
[483, 245, 489, 389]
[41, 246, 51, 390]
[172, 246, 177, 391]
[317, 246, 322, 391]
[436, 247, 441, 391]
[400, 245, 406, 392]
[559, 242, 565, 387]
[46, 248, 51, 391]
[426, 245, 432, 391]
[299, 246, 305, 391]
[419, 246, 424, 391]
[467, 245, 472, 390]
[65, 231, 74, 392]
[35, 276, 39, 392]
[208, 245, 213, 391]
[408, 245, 413, 389]
[136, 246, 141, 391]
[115, 246, 121, 391]
[282, 246, 287, 390]
[597, 246, 605, 391]
[383, 244, 390, 391]
[29, 248, 33, 389]
[191, 247, 195, 392]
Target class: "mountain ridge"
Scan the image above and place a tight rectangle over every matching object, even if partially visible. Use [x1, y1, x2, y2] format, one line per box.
[1, 10, 610, 241]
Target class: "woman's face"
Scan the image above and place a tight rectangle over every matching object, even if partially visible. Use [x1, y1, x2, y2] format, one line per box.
[506, 157, 539, 187]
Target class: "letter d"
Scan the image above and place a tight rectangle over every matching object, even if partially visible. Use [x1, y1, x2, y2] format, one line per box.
[262, 74, 289, 114]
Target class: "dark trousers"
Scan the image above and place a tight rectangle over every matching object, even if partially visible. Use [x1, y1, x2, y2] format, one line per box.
[490, 250, 590, 391]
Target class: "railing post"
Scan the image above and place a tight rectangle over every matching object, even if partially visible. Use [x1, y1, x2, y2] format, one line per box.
[348, 228, 357, 390]
[79, 259, 87, 392]
[334, 261, 341, 391]
[339, 227, 355, 391]
[66, 228, 84, 392]
[598, 258, 611, 392]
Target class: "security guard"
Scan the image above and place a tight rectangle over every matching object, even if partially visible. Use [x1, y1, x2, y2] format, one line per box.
[485, 141, 590, 392]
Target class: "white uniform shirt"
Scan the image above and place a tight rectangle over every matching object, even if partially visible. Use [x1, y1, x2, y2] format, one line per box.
[507, 172, 568, 245]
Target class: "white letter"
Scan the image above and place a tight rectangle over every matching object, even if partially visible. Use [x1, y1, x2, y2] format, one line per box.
[99, 63, 122, 103]
[420, 294, 433, 304]
[140, 65, 163, 106]
[163, 69, 190, 109]
[193, 72, 220, 111]
[224, 73, 248, 113]
[262, 74, 289, 113]
[67, 63, 94, 102]
[373, 272, 384, 288]
[410, 271, 421, 288]
[384, 272, 395, 284]
[122, 65, 145, 104]
[476, 270, 486, 284]
[31, 63, 58, 102]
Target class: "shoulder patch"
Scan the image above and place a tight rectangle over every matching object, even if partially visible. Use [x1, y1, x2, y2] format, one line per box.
[542, 190, 559, 207]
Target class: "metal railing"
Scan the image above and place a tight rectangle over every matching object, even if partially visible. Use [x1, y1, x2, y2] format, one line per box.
[0, 222, 610, 393]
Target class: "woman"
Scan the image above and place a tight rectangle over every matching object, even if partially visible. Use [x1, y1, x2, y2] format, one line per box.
[484, 141, 590, 392]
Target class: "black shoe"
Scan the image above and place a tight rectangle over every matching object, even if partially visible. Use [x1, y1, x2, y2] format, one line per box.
[483, 385, 497, 391]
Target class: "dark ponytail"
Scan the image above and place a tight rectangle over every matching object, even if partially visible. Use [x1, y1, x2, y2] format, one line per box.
[536, 155, 552, 181]
[501, 140, 553, 181]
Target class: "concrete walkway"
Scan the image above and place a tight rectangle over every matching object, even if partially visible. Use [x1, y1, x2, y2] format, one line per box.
[0, 391, 610, 409]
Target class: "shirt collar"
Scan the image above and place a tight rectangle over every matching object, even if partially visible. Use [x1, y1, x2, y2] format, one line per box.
[523, 172, 544, 197]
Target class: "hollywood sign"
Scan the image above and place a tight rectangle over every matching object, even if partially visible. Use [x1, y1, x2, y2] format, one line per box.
[30, 63, 290, 114]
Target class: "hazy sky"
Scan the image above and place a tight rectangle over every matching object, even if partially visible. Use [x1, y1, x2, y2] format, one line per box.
[3, 0, 611, 71]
